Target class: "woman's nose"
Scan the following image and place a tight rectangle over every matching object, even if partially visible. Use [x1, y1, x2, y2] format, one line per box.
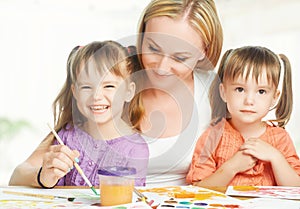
[157, 55, 172, 72]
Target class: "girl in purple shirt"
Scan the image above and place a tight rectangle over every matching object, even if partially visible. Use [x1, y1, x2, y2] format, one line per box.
[9, 41, 149, 187]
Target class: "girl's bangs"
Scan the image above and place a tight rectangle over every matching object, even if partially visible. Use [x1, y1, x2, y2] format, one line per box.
[224, 49, 279, 86]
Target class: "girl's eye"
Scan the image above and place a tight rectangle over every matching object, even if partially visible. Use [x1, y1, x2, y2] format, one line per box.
[235, 87, 244, 93]
[81, 85, 91, 90]
[104, 85, 115, 88]
[258, 89, 266, 94]
[148, 44, 160, 53]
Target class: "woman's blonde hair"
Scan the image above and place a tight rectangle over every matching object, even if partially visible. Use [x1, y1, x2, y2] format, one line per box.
[52, 41, 140, 132]
[209, 46, 293, 128]
[130, 0, 223, 129]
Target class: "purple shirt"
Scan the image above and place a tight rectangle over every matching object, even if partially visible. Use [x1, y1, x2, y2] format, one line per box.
[55, 125, 149, 186]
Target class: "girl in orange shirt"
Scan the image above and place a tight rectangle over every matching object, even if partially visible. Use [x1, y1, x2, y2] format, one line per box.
[187, 46, 300, 186]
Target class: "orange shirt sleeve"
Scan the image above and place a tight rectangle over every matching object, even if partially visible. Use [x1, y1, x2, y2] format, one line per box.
[272, 127, 300, 175]
[186, 126, 222, 184]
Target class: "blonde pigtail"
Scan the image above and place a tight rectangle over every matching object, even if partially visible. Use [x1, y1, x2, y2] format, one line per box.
[273, 54, 293, 128]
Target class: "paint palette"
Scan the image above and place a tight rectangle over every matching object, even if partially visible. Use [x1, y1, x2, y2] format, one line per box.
[226, 186, 300, 200]
[0, 187, 153, 209]
[136, 186, 245, 209]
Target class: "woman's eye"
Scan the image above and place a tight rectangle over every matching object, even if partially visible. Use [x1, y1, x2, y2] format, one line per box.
[173, 56, 188, 62]
[235, 87, 244, 93]
[148, 44, 160, 53]
[258, 89, 266, 94]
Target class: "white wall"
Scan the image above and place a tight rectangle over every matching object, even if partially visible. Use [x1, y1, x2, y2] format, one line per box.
[0, 0, 299, 185]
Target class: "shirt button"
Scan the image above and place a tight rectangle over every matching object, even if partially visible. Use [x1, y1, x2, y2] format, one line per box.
[80, 180, 85, 185]
[88, 161, 93, 166]
[94, 144, 98, 149]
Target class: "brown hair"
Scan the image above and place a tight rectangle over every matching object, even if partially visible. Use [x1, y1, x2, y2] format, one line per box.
[52, 41, 140, 132]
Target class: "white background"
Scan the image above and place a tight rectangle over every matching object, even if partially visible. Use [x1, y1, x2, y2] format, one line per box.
[0, 0, 299, 185]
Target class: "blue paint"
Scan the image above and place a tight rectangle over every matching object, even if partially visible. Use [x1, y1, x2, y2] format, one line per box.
[194, 202, 208, 206]
[179, 201, 192, 205]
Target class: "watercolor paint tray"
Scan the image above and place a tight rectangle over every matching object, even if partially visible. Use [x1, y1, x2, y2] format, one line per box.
[225, 186, 300, 200]
[0, 187, 153, 209]
[137, 185, 245, 209]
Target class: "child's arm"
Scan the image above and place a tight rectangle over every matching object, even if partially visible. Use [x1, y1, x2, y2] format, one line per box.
[186, 124, 258, 187]
[9, 134, 52, 186]
[191, 151, 257, 187]
[9, 133, 79, 187]
[270, 152, 300, 186]
[241, 137, 300, 186]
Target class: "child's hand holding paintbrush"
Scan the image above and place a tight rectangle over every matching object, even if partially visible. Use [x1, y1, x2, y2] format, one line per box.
[38, 135, 80, 189]
[43, 123, 98, 195]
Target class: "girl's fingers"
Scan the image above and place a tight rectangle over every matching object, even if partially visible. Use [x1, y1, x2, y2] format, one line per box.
[39, 145, 80, 188]
[50, 145, 76, 159]
[51, 145, 78, 164]
[45, 145, 75, 171]
[73, 149, 80, 159]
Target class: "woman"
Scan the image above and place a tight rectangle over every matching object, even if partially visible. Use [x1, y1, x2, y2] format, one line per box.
[128, 0, 223, 186]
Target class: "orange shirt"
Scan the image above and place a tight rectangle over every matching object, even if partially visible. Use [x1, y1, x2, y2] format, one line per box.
[186, 118, 300, 186]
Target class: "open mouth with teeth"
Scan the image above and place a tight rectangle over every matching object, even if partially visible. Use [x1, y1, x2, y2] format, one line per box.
[90, 105, 109, 112]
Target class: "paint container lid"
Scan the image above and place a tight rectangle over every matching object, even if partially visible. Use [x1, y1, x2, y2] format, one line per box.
[98, 166, 136, 177]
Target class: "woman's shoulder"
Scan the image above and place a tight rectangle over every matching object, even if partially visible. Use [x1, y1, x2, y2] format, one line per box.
[194, 70, 216, 85]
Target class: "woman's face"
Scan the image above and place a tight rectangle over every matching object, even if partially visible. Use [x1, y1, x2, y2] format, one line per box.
[141, 16, 206, 88]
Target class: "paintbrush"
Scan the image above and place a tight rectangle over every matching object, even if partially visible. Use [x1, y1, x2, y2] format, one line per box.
[134, 187, 147, 201]
[3, 190, 75, 201]
[134, 187, 154, 206]
[47, 123, 99, 196]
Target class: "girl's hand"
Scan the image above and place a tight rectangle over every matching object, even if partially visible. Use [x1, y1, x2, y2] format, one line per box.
[226, 150, 257, 174]
[39, 144, 80, 187]
[240, 138, 280, 162]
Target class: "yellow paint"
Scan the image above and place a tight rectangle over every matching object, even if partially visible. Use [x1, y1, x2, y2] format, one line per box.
[100, 183, 133, 206]
[233, 186, 258, 191]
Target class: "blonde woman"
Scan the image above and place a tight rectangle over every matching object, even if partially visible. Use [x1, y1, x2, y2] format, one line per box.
[129, 0, 223, 186]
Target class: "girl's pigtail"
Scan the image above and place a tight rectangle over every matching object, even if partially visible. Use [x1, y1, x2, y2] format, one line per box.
[125, 45, 145, 131]
[127, 45, 141, 73]
[274, 54, 293, 128]
[53, 45, 80, 132]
